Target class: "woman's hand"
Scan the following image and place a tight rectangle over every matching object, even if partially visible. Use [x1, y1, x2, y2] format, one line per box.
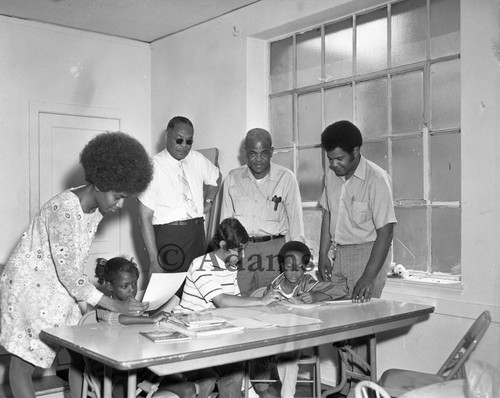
[117, 298, 149, 316]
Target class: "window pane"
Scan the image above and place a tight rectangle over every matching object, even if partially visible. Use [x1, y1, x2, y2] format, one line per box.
[392, 137, 423, 200]
[298, 147, 323, 201]
[272, 150, 294, 172]
[270, 95, 293, 148]
[392, 71, 424, 134]
[270, 36, 293, 93]
[297, 28, 322, 88]
[304, 208, 323, 264]
[430, 59, 460, 130]
[394, 207, 428, 272]
[391, 0, 426, 67]
[298, 91, 322, 146]
[430, 0, 460, 59]
[362, 140, 388, 172]
[355, 78, 388, 138]
[431, 207, 461, 274]
[325, 18, 353, 81]
[430, 132, 460, 201]
[324, 84, 353, 126]
[356, 8, 387, 75]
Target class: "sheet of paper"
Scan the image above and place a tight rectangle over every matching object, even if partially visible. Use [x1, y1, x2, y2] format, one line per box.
[321, 299, 354, 305]
[142, 272, 187, 311]
[214, 307, 266, 320]
[254, 313, 323, 327]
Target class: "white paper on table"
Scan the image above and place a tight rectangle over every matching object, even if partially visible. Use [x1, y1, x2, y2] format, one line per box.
[142, 272, 187, 311]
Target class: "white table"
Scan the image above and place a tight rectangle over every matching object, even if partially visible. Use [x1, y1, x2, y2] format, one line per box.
[40, 299, 434, 398]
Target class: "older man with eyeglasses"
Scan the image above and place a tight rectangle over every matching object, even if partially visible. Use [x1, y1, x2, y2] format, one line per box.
[138, 116, 221, 298]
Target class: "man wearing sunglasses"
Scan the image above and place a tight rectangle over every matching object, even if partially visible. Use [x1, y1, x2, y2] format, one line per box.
[138, 116, 221, 298]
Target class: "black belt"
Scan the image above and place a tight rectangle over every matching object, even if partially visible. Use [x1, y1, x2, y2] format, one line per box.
[248, 234, 284, 243]
[166, 217, 204, 226]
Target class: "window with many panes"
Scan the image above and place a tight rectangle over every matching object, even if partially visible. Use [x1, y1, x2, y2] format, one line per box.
[269, 0, 460, 279]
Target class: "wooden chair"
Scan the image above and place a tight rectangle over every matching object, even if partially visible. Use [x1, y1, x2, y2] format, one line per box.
[243, 287, 322, 398]
[378, 310, 491, 397]
[354, 381, 391, 398]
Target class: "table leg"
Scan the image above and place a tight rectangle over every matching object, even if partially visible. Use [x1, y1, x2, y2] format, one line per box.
[103, 365, 112, 398]
[369, 335, 377, 382]
[127, 371, 138, 398]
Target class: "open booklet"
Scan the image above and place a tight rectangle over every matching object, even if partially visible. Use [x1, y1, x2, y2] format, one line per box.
[141, 272, 187, 311]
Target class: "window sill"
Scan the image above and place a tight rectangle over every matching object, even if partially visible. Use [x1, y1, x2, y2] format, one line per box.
[384, 275, 463, 297]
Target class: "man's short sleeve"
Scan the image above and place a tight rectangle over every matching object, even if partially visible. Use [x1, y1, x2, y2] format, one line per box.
[137, 161, 160, 210]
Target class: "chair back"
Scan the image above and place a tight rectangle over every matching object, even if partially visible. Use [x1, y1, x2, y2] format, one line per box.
[438, 310, 491, 380]
[198, 147, 221, 245]
[354, 381, 391, 398]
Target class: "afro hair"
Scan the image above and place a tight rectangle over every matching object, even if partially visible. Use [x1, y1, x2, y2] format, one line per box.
[80, 131, 153, 194]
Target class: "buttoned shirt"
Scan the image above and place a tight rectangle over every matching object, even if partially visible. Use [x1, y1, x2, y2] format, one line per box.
[221, 163, 304, 241]
[138, 149, 219, 224]
[319, 156, 396, 245]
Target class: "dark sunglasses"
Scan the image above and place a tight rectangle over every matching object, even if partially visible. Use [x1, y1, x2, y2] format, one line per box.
[175, 138, 193, 145]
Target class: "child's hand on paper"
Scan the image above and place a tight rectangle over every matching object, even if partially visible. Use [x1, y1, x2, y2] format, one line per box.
[297, 292, 320, 304]
[150, 311, 171, 323]
[262, 289, 285, 305]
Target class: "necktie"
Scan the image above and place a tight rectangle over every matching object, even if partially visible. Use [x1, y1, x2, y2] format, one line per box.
[179, 161, 198, 218]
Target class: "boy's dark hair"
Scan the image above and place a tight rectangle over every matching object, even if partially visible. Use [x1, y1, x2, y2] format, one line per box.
[80, 131, 153, 195]
[278, 241, 312, 271]
[211, 218, 249, 251]
[321, 120, 363, 153]
[95, 257, 139, 285]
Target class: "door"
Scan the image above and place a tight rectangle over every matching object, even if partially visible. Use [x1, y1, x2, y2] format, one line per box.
[38, 112, 121, 282]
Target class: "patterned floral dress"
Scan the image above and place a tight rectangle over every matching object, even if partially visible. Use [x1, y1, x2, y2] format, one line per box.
[0, 189, 104, 368]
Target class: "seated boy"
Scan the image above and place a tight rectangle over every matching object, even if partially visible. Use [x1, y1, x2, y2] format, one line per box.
[264, 240, 348, 398]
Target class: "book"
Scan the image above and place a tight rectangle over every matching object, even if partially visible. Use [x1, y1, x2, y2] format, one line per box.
[167, 320, 244, 337]
[169, 312, 227, 329]
[139, 330, 191, 343]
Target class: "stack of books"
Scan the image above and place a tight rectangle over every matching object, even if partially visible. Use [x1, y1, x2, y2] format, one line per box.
[167, 312, 244, 337]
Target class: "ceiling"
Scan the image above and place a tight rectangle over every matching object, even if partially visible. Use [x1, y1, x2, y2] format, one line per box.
[0, 0, 261, 43]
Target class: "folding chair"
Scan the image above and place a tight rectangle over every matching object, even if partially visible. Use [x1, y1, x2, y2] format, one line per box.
[378, 310, 491, 397]
[354, 381, 391, 398]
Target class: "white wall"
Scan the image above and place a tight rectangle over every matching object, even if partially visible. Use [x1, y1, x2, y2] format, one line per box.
[0, 16, 152, 273]
[151, 0, 500, 384]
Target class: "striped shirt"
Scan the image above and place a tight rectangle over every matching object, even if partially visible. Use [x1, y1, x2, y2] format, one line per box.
[176, 252, 240, 312]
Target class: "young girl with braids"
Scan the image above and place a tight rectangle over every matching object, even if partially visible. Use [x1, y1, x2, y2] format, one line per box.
[93, 256, 216, 398]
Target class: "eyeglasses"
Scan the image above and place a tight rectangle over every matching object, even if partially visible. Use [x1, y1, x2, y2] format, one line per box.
[175, 138, 193, 145]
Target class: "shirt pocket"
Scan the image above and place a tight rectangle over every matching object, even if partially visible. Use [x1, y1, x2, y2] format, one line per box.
[352, 200, 371, 224]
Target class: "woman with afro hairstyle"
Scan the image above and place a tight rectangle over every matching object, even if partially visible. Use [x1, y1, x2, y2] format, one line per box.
[0, 132, 153, 398]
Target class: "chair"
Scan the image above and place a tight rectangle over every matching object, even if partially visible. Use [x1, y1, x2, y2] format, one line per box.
[354, 381, 391, 398]
[243, 287, 322, 398]
[79, 311, 180, 398]
[198, 147, 221, 244]
[378, 310, 491, 397]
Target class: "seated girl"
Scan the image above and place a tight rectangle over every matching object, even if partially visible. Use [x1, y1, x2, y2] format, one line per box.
[92, 256, 216, 398]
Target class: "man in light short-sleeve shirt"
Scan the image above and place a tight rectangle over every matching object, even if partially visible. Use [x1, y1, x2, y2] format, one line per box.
[318, 120, 396, 302]
[138, 116, 221, 296]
